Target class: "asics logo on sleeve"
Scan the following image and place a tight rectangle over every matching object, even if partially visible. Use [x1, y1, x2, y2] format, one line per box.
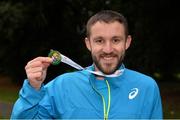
[128, 88, 139, 100]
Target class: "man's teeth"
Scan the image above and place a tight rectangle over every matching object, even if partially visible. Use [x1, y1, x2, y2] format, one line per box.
[103, 57, 113, 60]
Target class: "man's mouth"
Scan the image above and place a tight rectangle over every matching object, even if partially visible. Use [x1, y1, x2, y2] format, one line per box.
[100, 55, 117, 64]
[103, 56, 114, 60]
[101, 53, 116, 59]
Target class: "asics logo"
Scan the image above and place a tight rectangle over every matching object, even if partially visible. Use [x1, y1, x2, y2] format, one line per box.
[129, 88, 139, 100]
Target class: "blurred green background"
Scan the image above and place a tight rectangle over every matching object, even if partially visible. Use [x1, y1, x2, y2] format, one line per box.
[0, 0, 179, 118]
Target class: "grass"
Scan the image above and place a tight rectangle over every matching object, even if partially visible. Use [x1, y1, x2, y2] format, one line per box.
[0, 87, 19, 103]
[0, 75, 20, 118]
[159, 81, 180, 118]
[0, 75, 20, 103]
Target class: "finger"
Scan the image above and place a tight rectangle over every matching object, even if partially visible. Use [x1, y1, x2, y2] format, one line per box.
[26, 67, 43, 73]
[28, 57, 52, 65]
[25, 61, 43, 69]
[43, 62, 51, 69]
[27, 72, 43, 81]
[25, 58, 52, 70]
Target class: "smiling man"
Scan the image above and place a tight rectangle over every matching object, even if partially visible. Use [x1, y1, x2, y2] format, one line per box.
[11, 10, 163, 119]
[85, 19, 131, 75]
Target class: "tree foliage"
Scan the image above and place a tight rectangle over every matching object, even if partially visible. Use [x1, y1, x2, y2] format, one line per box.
[0, 0, 179, 84]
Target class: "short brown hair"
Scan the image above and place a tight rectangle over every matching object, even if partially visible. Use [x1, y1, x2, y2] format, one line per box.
[86, 10, 129, 38]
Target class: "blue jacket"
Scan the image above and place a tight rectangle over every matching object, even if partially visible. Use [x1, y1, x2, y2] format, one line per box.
[11, 65, 162, 119]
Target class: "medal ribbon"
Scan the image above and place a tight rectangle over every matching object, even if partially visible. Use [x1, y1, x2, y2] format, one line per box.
[61, 54, 124, 77]
[49, 50, 124, 77]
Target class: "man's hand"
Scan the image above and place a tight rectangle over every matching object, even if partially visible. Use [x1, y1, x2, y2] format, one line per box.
[25, 57, 52, 90]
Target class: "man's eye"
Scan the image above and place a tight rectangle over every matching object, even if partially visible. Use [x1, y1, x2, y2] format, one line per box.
[112, 39, 120, 43]
[95, 39, 103, 43]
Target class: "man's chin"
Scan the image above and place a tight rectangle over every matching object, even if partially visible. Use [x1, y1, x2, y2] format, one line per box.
[104, 71, 116, 75]
[100, 64, 121, 75]
[94, 61, 120, 75]
[101, 68, 117, 75]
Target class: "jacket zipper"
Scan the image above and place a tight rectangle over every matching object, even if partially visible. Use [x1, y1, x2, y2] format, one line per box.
[105, 80, 111, 120]
[92, 80, 111, 120]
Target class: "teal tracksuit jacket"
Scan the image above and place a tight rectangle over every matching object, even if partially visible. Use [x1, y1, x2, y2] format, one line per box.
[11, 65, 162, 119]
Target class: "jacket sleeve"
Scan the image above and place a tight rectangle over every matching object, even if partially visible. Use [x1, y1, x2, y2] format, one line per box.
[10, 79, 52, 119]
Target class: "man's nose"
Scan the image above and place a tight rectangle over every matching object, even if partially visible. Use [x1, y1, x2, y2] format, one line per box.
[103, 42, 113, 53]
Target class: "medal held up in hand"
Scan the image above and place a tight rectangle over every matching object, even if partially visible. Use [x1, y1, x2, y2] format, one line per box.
[48, 49, 61, 65]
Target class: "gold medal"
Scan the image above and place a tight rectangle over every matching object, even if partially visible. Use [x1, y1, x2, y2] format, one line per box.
[48, 49, 61, 65]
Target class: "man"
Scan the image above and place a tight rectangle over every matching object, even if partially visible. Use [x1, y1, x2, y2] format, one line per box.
[11, 10, 163, 119]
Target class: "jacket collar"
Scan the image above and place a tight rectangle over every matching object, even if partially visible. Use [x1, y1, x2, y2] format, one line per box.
[86, 64, 126, 88]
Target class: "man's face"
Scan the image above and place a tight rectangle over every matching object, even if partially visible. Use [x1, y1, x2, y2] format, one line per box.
[85, 21, 131, 74]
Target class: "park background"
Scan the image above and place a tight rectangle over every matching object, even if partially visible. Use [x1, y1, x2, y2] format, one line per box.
[0, 0, 180, 118]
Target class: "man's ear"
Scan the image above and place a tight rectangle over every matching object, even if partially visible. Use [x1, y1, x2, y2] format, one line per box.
[85, 37, 91, 51]
[125, 35, 132, 50]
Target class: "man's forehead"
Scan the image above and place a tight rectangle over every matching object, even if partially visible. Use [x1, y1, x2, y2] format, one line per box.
[90, 21, 125, 34]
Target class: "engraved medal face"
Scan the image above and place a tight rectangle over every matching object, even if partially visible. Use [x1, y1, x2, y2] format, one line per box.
[48, 49, 61, 65]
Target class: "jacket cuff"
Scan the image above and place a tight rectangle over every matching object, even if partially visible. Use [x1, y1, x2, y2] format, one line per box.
[19, 79, 46, 105]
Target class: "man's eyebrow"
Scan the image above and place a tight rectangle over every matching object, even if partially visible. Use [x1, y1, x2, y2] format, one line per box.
[112, 36, 124, 39]
[93, 36, 104, 39]
[92, 35, 124, 40]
